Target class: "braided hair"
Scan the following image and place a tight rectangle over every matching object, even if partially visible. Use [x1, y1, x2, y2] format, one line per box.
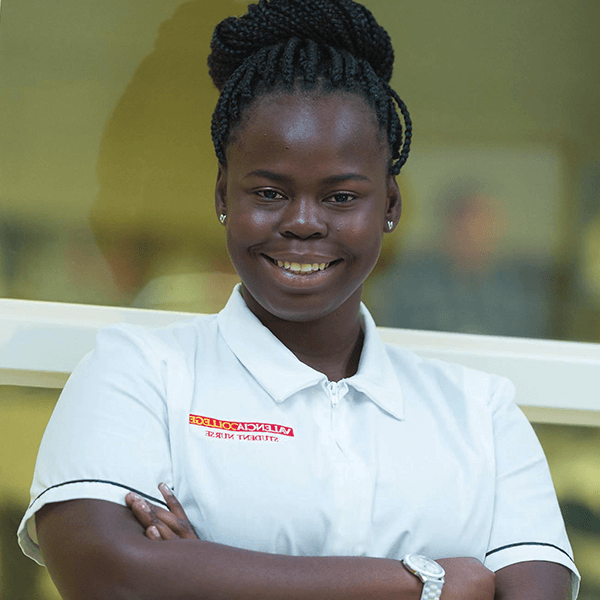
[208, 0, 412, 175]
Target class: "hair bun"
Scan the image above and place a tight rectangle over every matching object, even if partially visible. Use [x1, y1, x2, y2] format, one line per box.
[209, 0, 394, 90]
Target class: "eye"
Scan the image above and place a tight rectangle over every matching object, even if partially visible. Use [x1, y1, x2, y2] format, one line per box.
[327, 192, 355, 204]
[256, 189, 285, 200]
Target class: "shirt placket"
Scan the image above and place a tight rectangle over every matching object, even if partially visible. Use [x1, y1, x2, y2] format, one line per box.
[325, 380, 374, 555]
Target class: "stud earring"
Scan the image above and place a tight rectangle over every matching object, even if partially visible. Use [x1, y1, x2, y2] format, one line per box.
[219, 214, 227, 225]
[387, 220, 394, 231]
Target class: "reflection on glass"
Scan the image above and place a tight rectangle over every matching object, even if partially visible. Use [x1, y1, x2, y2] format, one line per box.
[1, 0, 599, 340]
[577, 186, 600, 342]
[0, 386, 62, 600]
[89, 0, 245, 313]
[368, 177, 553, 338]
[532, 423, 600, 600]
[1, 0, 599, 341]
[0, 1, 247, 314]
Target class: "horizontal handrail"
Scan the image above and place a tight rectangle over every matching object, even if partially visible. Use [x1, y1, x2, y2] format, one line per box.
[1, 297, 599, 426]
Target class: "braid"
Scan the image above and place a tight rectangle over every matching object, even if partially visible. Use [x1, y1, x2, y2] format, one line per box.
[209, 0, 412, 173]
[388, 86, 413, 174]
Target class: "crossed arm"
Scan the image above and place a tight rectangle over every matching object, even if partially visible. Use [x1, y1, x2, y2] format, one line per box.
[36, 486, 572, 600]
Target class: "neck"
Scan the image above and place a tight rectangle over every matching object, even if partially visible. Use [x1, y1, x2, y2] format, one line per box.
[242, 287, 364, 382]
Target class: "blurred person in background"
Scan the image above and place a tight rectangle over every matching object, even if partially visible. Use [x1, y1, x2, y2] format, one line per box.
[89, 1, 242, 314]
[369, 185, 552, 337]
[579, 207, 600, 340]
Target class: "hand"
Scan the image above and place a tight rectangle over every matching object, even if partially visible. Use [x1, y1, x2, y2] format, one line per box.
[125, 483, 199, 541]
[436, 557, 495, 600]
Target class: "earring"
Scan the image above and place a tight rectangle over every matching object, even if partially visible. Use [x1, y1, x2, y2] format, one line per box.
[387, 220, 394, 231]
[219, 214, 227, 225]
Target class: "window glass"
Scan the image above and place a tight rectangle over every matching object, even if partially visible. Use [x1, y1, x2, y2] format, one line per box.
[1, 2, 598, 596]
[0, 386, 61, 600]
[0, 0, 243, 314]
[532, 422, 600, 600]
[1, 0, 599, 341]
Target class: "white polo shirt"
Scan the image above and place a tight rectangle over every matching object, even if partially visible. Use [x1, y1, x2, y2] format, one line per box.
[19, 285, 579, 597]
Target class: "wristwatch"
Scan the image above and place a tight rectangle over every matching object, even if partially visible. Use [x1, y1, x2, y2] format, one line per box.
[401, 554, 445, 600]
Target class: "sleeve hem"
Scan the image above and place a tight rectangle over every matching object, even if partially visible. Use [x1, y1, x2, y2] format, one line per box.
[18, 480, 165, 566]
[484, 543, 580, 600]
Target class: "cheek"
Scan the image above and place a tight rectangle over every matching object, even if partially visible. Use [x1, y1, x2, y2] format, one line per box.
[246, 210, 276, 231]
[343, 219, 384, 263]
[230, 194, 277, 231]
[350, 208, 385, 240]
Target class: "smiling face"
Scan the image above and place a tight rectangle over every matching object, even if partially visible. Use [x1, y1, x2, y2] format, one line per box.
[215, 92, 400, 324]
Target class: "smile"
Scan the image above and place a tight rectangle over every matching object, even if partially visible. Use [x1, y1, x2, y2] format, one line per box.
[263, 255, 337, 275]
[276, 260, 330, 274]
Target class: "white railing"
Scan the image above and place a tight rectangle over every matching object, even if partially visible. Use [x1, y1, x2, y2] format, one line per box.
[1, 298, 599, 427]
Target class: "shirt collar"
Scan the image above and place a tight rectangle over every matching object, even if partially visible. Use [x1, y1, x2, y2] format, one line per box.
[347, 307, 405, 420]
[217, 285, 404, 420]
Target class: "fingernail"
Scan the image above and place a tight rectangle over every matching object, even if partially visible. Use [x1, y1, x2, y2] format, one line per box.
[148, 526, 160, 540]
[159, 482, 172, 495]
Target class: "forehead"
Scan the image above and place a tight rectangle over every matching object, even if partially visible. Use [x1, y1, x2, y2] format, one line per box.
[226, 92, 388, 174]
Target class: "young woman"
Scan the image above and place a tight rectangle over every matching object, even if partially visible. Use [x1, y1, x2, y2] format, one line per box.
[19, 1, 578, 598]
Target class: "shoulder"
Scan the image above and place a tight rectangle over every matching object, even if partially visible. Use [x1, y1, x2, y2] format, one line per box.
[383, 341, 515, 412]
[87, 313, 220, 376]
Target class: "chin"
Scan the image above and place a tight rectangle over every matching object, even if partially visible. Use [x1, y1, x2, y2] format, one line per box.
[242, 284, 362, 326]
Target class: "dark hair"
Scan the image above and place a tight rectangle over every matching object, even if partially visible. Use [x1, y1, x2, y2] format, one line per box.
[208, 0, 412, 175]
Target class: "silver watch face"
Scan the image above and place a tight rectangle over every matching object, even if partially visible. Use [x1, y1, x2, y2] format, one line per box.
[404, 554, 445, 579]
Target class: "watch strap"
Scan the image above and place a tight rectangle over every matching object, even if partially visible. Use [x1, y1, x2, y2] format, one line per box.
[421, 578, 444, 600]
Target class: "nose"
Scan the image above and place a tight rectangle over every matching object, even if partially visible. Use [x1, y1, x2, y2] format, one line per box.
[280, 196, 327, 239]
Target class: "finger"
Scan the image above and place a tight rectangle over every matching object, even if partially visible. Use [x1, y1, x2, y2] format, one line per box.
[158, 483, 186, 518]
[146, 525, 162, 541]
[158, 483, 199, 539]
[151, 504, 197, 539]
[147, 518, 178, 541]
[125, 492, 162, 516]
[125, 492, 139, 509]
[128, 495, 177, 540]
[127, 495, 154, 527]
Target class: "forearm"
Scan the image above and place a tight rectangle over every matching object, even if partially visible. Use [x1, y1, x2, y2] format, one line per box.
[38, 499, 421, 600]
[58, 537, 571, 600]
[123, 491, 494, 600]
[121, 538, 421, 600]
[38, 499, 497, 600]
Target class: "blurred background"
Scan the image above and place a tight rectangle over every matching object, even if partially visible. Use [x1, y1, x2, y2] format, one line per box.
[0, 0, 598, 597]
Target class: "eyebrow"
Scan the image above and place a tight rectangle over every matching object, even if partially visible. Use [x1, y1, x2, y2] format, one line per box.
[244, 169, 371, 184]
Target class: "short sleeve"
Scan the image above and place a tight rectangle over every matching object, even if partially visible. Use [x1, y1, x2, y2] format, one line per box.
[17, 324, 174, 566]
[484, 377, 580, 599]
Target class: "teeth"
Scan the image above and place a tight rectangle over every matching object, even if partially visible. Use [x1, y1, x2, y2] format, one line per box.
[275, 260, 330, 273]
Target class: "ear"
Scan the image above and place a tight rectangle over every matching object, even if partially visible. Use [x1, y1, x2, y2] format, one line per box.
[215, 163, 228, 219]
[384, 173, 402, 231]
